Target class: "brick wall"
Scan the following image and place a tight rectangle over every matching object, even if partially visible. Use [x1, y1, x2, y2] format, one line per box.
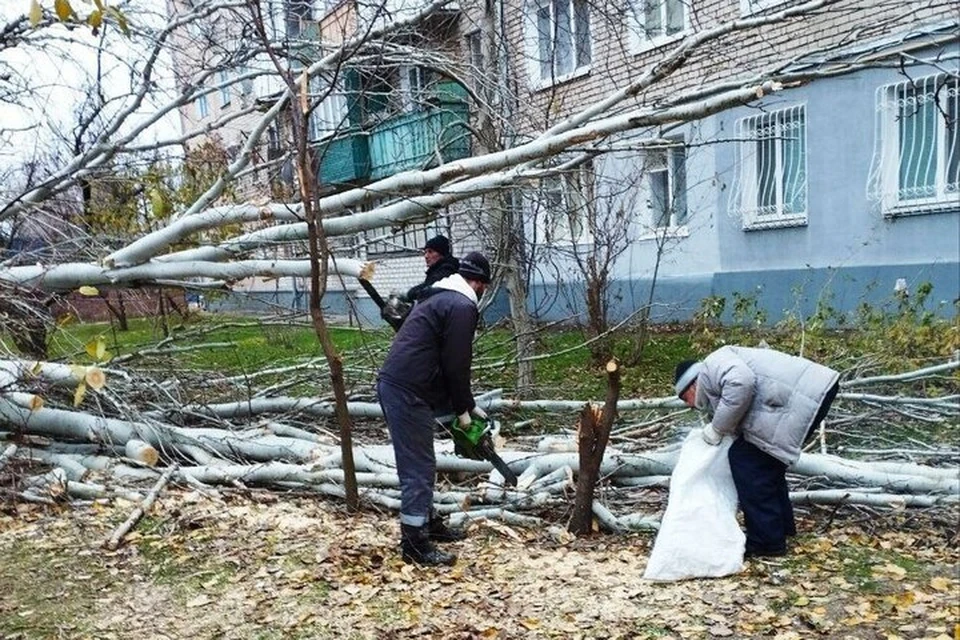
[54, 289, 187, 323]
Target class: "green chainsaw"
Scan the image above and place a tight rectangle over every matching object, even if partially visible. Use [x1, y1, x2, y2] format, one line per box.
[440, 416, 518, 487]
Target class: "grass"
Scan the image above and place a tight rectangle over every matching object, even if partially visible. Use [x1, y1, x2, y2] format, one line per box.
[0, 539, 107, 638]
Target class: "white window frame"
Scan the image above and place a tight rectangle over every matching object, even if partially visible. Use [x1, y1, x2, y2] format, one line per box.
[311, 84, 348, 140]
[639, 142, 688, 239]
[628, 0, 689, 53]
[731, 104, 808, 230]
[534, 164, 595, 245]
[218, 70, 231, 107]
[196, 93, 210, 119]
[524, 0, 592, 90]
[739, 0, 796, 16]
[867, 72, 959, 216]
[398, 65, 428, 112]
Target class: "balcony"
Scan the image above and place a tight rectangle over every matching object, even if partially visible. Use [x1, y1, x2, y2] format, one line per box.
[316, 131, 370, 186]
[315, 82, 470, 187]
[368, 99, 470, 180]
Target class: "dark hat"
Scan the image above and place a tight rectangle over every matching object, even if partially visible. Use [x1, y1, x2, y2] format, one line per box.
[674, 359, 702, 397]
[458, 251, 491, 284]
[423, 235, 451, 257]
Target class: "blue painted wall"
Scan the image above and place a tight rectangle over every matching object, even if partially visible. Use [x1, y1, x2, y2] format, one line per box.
[527, 55, 959, 325]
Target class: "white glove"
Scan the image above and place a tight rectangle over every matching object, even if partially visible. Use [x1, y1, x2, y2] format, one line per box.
[472, 405, 487, 420]
[701, 423, 722, 446]
[458, 411, 472, 428]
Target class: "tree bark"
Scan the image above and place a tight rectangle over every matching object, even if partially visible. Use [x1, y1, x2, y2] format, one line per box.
[569, 359, 621, 535]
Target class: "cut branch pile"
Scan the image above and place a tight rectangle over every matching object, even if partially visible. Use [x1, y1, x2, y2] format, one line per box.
[1, 356, 957, 536]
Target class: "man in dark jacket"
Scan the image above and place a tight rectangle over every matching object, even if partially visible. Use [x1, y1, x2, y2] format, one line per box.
[675, 346, 840, 557]
[405, 235, 460, 303]
[377, 251, 492, 566]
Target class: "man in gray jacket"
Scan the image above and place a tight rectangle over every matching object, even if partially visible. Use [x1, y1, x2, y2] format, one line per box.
[377, 252, 492, 566]
[674, 346, 840, 557]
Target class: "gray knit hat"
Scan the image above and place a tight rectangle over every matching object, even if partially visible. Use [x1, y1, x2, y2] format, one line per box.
[458, 251, 491, 284]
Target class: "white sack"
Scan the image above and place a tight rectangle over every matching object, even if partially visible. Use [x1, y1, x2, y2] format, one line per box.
[643, 428, 745, 581]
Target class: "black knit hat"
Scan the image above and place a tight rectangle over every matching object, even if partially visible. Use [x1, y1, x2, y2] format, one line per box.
[423, 235, 451, 257]
[674, 359, 702, 397]
[458, 251, 491, 284]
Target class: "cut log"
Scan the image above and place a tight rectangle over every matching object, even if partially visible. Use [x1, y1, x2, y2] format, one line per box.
[124, 439, 159, 467]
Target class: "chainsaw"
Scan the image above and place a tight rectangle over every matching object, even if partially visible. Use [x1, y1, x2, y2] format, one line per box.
[358, 276, 411, 332]
[440, 416, 518, 487]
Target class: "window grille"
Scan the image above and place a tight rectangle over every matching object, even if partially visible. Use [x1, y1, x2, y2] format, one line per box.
[730, 105, 807, 229]
[867, 72, 959, 215]
[365, 211, 448, 256]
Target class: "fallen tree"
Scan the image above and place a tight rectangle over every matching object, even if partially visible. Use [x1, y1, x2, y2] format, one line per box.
[2, 355, 957, 533]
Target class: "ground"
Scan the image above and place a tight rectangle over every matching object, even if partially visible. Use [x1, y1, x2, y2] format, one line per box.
[0, 493, 956, 640]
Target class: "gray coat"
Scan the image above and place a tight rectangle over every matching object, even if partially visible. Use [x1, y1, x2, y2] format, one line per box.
[694, 346, 840, 465]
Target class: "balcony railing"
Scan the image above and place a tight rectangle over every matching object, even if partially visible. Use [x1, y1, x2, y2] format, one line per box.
[315, 84, 470, 186]
[368, 102, 470, 180]
[316, 131, 370, 186]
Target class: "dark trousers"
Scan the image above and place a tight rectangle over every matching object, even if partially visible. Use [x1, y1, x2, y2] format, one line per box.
[376, 378, 435, 527]
[730, 382, 840, 552]
[729, 438, 792, 553]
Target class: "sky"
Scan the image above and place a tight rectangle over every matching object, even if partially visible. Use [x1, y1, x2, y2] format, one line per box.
[0, 1, 184, 175]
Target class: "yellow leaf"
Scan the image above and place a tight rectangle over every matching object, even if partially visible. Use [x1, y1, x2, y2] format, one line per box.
[86, 8, 101, 29]
[29, 0, 43, 26]
[107, 6, 128, 35]
[73, 382, 87, 406]
[84, 336, 108, 361]
[53, 0, 73, 21]
[929, 576, 950, 592]
[78, 285, 99, 296]
[30, 361, 43, 376]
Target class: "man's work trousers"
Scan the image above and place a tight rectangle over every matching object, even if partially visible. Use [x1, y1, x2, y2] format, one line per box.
[376, 378, 435, 527]
[728, 438, 792, 554]
[729, 381, 840, 553]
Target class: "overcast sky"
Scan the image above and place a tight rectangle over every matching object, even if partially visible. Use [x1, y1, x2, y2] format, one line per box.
[0, 2, 183, 174]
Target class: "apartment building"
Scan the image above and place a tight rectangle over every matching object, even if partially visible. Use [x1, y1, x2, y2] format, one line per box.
[169, 0, 958, 324]
[483, 0, 958, 322]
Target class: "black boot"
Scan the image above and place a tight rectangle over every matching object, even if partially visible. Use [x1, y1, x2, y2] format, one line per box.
[428, 514, 467, 543]
[400, 524, 457, 566]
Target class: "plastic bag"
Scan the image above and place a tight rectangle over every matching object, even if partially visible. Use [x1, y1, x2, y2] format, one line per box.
[643, 428, 745, 581]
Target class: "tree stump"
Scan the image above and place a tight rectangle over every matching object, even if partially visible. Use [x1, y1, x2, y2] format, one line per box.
[569, 359, 621, 535]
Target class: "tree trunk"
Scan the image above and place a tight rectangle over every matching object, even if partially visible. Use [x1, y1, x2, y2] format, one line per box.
[569, 359, 621, 535]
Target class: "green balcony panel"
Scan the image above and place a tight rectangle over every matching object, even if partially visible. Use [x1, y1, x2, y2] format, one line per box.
[316, 132, 370, 186]
[368, 103, 471, 180]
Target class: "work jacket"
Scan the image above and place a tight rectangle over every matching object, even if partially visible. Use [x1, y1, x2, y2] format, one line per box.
[379, 273, 479, 416]
[406, 255, 460, 302]
[695, 345, 840, 464]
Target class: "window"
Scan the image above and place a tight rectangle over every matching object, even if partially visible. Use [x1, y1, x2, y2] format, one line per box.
[630, 0, 687, 50]
[218, 70, 231, 107]
[366, 216, 448, 256]
[527, 0, 591, 87]
[467, 31, 484, 89]
[399, 65, 429, 112]
[311, 88, 348, 139]
[731, 105, 807, 228]
[868, 73, 959, 215]
[536, 163, 594, 244]
[196, 93, 210, 119]
[648, 144, 687, 229]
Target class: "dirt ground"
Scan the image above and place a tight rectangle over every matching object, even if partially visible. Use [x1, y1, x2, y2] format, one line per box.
[0, 492, 957, 640]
